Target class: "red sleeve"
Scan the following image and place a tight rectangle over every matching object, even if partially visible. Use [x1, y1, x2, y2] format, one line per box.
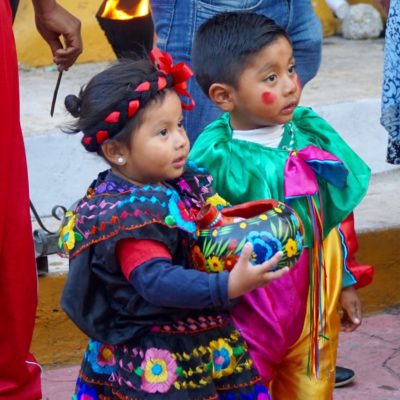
[116, 239, 172, 280]
[339, 213, 374, 289]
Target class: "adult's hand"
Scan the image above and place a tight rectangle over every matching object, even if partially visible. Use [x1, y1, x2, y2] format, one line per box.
[32, 1, 82, 71]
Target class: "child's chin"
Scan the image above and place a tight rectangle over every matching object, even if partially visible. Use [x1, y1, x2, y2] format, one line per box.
[168, 169, 185, 180]
[277, 113, 294, 124]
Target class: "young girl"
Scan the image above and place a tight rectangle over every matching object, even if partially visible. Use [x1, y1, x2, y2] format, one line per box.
[60, 51, 288, 399]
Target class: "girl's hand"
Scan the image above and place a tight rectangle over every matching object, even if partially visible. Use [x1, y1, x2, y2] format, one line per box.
[340, 286, 362, 332]
[228, 243, 288, 299]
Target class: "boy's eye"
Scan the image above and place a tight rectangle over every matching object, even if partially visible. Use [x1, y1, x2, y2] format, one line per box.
[288, 65, 296, 74]
[264, 74, 277, 83]
[159, 129, 168, 137]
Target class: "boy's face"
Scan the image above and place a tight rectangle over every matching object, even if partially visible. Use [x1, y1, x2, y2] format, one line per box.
[229, 37, 302, 130]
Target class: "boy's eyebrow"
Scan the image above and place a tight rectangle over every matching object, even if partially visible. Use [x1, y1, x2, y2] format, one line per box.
[258, 55, 295, 73]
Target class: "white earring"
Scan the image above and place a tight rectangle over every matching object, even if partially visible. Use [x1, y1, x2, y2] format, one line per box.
[117, 157, 124, 164]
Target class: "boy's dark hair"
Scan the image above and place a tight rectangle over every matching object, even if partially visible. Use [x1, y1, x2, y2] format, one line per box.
[64, 58, 166, 154]
[192, 12, 291, 96]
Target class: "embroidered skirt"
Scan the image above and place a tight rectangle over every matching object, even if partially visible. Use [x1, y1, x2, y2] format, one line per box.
[73, 314, 271, 399]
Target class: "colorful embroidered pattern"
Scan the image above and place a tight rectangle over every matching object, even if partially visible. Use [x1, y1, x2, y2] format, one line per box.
[59, 164, 214, 258]
[140, 348, 178, 393]
[192, 202, 303, 271]
[74, 316, 269, 399]
[59, 211, 83, 253]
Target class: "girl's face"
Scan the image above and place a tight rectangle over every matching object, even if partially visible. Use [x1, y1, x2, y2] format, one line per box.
[118, 90, 190, 185]
[229, 37, 302, 130]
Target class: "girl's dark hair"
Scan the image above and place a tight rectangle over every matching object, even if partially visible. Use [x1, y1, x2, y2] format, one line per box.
[192, 12, 291, 96]
[64, 58, 166, 155]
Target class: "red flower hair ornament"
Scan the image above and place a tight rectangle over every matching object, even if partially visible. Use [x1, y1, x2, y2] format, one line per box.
[81, 49, 195, 152]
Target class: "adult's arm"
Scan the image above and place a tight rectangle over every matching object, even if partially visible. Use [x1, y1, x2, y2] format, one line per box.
[32, 0, 82, 70]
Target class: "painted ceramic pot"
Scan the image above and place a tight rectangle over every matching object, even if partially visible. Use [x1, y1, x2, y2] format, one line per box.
[191, 200, 304, 272]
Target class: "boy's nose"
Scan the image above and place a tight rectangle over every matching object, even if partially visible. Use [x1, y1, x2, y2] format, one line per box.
[283, 75, 297, 95]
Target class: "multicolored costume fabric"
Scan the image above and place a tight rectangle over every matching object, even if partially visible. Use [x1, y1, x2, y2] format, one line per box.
[381, 0, 400, 164]
[0, 1, 41, 398]
[189, 107, 370, 399]
[61, 164, 270, 399]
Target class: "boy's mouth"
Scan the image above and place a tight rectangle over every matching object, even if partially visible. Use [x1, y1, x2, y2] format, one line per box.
[281, 102, 297, 114]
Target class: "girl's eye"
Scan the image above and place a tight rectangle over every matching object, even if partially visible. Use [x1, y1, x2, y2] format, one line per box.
[177, 119, 184, 128]
[159, 129, 168, 137]
[288, 65, 296, 74]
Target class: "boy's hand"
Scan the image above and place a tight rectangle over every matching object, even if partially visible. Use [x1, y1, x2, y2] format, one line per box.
[340, 286, 362, 332]
[228, 243, 288, 299]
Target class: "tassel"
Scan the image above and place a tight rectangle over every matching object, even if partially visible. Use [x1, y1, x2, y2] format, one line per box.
[305, 195, 328, 378]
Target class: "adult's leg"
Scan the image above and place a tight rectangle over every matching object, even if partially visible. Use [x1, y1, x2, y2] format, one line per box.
[0, 1, 41, 398]
[151, 0, 222, 144]
[286, 0, 323, 86]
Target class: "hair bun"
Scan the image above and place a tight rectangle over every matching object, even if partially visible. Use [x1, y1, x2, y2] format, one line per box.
[65, 94, 81, 118]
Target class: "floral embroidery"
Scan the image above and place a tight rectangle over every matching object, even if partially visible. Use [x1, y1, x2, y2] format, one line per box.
[290, 213, 301, 229]
[284, 238, 297, 258]
[206, 193, 230, 208]
[220, 254, 239, 271]
[209, 338, 236, 379]
[74, 378, 100, 400]
[247, 231, 282, 265]
[97, 345, 116, 368]
[86, 340, 117, 375]
[166, 192, 196, 232]
[295, 231, 303, 253]
[194, 202, 303, 271]
[140, 348, 178, 393]
[381, 0, 400, 164]
[191, 245, 207, 271]
[59, 211, 83, 253]
[206, 255, 224, 272]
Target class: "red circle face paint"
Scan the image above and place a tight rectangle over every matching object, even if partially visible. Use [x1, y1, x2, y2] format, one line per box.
[261, 91, 276, 105]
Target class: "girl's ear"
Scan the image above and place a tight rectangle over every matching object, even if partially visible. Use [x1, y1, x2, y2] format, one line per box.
[208, 83, 235, 112]
[101, 140, 129, 166]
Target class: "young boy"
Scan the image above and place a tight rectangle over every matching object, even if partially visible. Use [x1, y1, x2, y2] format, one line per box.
[189, 12, 371, 400]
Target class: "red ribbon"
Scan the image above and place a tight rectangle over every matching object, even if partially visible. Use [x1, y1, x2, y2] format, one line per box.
[150, 48, 195, 110]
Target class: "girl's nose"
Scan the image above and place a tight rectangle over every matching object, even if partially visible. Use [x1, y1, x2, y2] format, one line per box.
[175, 129, 188, 149]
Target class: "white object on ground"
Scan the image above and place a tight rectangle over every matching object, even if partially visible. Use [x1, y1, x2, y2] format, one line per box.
[326, 0, 350, 19]
[342, 4, 383, 39]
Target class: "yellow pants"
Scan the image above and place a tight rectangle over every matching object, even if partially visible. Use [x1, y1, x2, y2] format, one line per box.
[269, 228, 342, 400]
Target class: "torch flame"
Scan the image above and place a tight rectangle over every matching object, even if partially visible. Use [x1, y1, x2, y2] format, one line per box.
[101, 0, 150, 21]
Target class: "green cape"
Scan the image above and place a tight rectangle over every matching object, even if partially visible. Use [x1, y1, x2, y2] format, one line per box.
[189, 107, 370, 248]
